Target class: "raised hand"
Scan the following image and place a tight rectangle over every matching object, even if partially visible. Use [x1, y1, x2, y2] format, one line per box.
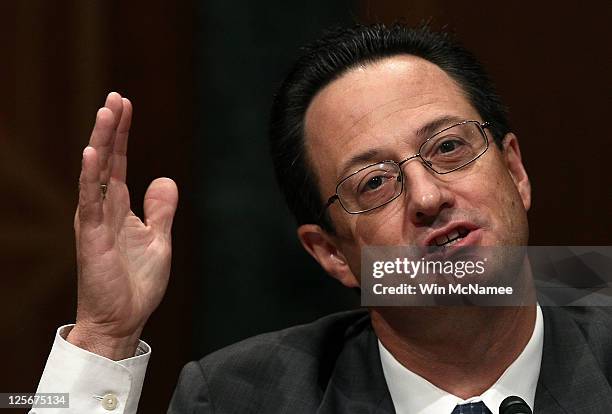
[67, 92, 178, 360]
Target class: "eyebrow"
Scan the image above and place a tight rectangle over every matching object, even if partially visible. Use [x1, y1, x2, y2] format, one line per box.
[336, 114, 467, 180]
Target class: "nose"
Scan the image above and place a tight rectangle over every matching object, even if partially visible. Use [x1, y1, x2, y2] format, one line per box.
[400, 161, 453, 225]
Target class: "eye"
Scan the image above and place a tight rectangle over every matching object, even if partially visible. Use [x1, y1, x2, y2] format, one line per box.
[364, 176, 385, 191]
[357, 172, 396, 194]
[438, 139, 463, 154]
[349, 164, 401, 202]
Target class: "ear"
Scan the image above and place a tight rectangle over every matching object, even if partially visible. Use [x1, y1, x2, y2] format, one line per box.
[297, 224, 360, 288]
[502, 133, 531, 211]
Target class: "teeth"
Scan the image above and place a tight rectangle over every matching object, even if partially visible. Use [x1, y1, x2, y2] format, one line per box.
[435, 235, 448, 245]
[434, 227, 470, 246]
[445, 236, 463, 246]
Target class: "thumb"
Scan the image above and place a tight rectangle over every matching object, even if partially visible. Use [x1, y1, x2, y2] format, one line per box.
[144, 177, 179, 236]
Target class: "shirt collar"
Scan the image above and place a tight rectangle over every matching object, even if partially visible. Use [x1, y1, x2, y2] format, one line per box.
[378, 305, 543, 414]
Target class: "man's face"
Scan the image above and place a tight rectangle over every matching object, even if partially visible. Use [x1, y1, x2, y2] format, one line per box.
[302, 55, 531, 284]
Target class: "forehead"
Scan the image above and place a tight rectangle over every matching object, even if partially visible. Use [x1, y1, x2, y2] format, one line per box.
[304, 55, 480, 185]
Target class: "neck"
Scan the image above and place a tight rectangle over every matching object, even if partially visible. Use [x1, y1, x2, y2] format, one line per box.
[371, 305, 536, 399]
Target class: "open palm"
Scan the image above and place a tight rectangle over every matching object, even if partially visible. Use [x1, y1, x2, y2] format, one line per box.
[68, 92, 178, 360]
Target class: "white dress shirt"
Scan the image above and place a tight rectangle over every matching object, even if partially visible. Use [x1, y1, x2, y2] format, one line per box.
[31, 325, 150, 414]
[33, 307, 542, 413]
[379, 305, 544, 414]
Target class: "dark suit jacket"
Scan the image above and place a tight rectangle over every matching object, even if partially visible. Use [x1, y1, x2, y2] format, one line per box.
[167, 307, 612, 413]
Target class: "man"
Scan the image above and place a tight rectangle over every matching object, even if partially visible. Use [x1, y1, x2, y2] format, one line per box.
[33, 24, 612, 413]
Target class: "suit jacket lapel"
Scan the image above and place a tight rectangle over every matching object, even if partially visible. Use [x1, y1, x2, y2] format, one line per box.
[535, 306, 612, 413]
[317, 318, 395, 414]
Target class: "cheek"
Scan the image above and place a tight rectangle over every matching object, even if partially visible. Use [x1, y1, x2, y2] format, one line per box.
[331, 205, 408, 278]
[352, 202, 409, 245]
[475, 168, 529, 243]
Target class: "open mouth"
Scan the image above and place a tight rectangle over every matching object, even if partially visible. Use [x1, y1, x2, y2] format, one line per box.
[433, 227, 471, 247]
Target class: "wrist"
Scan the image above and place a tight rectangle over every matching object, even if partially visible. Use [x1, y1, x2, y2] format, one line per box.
[66, 323, 143, 361]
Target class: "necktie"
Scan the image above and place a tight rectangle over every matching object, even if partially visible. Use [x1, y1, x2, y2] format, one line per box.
[451, 401, 493, 414]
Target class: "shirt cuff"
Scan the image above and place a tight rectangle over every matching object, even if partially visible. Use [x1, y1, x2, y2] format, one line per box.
[32, 324, 150, 414]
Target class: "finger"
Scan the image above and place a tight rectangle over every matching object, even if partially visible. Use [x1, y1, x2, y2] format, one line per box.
[101, 92, 123, 183]
[78, 146, 103, 227]
[110, 97, 132, 182]
[88, 107, 116, 184]
[143, 178, 179, 237]
[104, 91, 124, 121]
[90, 92, 123, 184]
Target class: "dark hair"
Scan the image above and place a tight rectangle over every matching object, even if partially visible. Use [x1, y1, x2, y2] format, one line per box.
[269, 23, 510, 232]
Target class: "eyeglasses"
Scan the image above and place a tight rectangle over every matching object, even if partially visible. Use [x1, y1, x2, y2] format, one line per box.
[321, 120, 490, 217]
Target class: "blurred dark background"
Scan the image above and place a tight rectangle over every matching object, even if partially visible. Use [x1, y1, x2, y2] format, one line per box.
[1, 0, 610, 412]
